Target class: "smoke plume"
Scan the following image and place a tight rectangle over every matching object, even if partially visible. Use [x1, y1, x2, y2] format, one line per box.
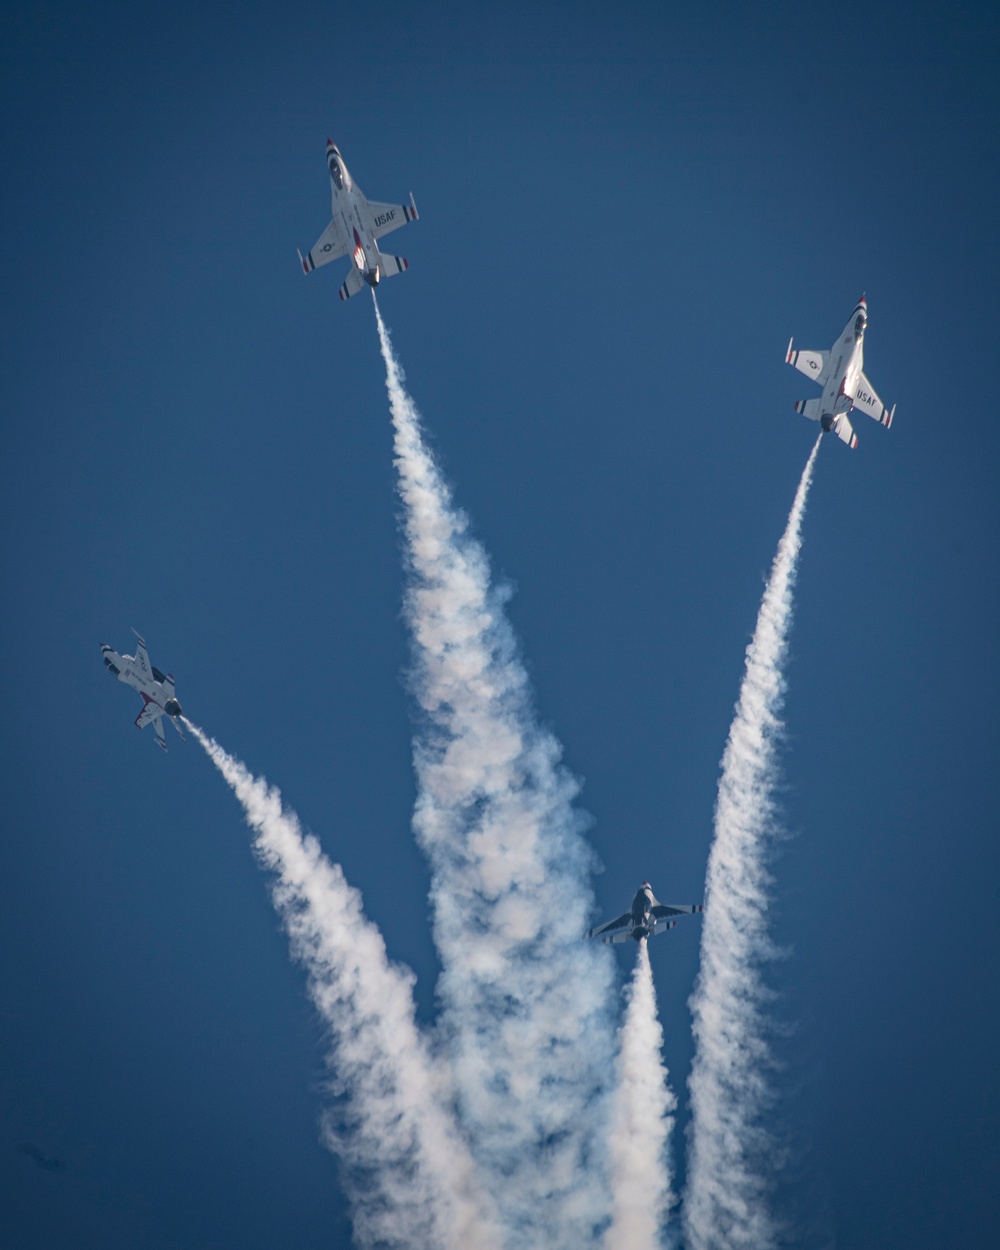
[185, 720, 501, 1250]
[603, 940, 676, 1248]
[372, 298, 616, 1249]
[683, 437, 822, 1250]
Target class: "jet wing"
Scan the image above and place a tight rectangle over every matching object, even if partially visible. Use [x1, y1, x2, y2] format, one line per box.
[584, 912, 631, 940]
[133, 633, 152, 681]
[299, 219, 348, 273]
[786, 341, 830, 387]
[651, 903, 704, 918]
[853, 373, 895, 427]
[367, 195, 419, 240]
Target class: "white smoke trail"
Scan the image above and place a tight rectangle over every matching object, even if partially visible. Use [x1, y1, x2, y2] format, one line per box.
[185, 720, 501, 1250]
[683, 436, 822, 1250]
[603, 940, 676, 1249]
[372, 298, 615, 1249]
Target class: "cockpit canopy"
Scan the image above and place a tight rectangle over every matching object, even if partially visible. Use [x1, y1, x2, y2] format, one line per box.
[854, 314, 866, 339]
[104, 656, 120, 676]
[329, 155, 350, 192]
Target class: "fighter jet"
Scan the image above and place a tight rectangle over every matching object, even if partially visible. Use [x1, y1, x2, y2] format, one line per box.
[297, 139, 418, 301]
[584, 882, 704, 945]
[100, 630, 184, 752]
[786, 295, 895, 449]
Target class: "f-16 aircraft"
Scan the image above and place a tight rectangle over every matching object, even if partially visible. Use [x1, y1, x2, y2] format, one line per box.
[297, 139, 418, 301]
[584, 882, 704, 945]
[100, 630, 184, 752]
[786, 295, 895, 449]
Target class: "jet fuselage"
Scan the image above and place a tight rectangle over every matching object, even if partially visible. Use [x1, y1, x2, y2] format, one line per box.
[101, 644, 181, 717]
[326, 144, 382, 287]
[628, 883, 657, 941]
[818, 301, 867, 429]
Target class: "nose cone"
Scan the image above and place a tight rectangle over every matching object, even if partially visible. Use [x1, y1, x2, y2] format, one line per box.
[858, 293, 867, 307]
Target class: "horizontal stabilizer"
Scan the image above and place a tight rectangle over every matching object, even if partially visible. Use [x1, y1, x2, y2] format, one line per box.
[794, 398, 823, 421]
[135, 702, 162, 731]
[378, 254, 409, 279]
[338, 268, 365, 301]
[832, 413, 858, 449]
[651, 919, 678, 936]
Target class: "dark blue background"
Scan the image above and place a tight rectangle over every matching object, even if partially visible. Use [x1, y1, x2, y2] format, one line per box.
[2, 2, 997, 1246]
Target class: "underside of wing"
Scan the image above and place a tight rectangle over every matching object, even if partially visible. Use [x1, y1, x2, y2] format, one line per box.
[853, 373, 894, 427]
[584, 911, 631, 940]
[300, 219, 348, 273]
[651, 903, 704, 918]
[786, 341, 830, 387]
[133, 633, 152, 681]
[601, 930, 634, 945]
[367, 195, 419, 240]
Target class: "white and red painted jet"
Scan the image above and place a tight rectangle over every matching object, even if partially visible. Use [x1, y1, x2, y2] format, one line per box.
[584, 882, 704, 945]
[100, 630, 184, 752]
[786, 295, 895, 449]
[297, 139, 418, 302]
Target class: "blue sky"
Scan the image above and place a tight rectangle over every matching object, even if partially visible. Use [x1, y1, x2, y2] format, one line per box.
[2, 2, 998, 1247]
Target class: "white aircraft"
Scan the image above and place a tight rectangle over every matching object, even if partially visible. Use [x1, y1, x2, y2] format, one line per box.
[297, 139, 419, 301]
[584, 882, 703, 945]
[786, 295, 895, 449]
[100, 630, 184, 752]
